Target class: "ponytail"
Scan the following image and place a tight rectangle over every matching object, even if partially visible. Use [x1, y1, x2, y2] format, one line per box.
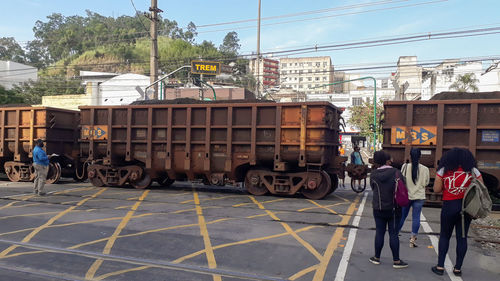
[410, 148, 421, 185]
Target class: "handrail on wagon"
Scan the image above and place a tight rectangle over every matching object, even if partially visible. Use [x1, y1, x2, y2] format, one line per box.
[311, 76, 377, 151]
[145, 65, 191, 99]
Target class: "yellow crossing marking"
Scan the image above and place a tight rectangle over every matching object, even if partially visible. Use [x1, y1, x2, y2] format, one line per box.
[193, 191, 221, 281]
[289, 264, 320, 280]
[53, 186, 96, 195]
[173, 225, 320, 264]
[297, 202, 348, 212]
[0, 201, 18, 210]
[85, 190, 149, 280]
[181, 195, 240, 204]
[249, 196, 323, 261]
[232, 198, 287, 207]
[0, 188, 107, 258]
[306, 200, 340, 215]
[311, 195, 360, 281]
[10, 202, 44, 208]
[94, 265, 151, 281]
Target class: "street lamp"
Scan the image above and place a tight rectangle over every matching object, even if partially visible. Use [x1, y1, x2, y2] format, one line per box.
[311, 77, 378, 151]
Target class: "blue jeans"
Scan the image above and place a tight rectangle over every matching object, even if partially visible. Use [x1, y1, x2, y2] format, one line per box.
[373, 209, 402, 261]
[398, 199, 424, 236]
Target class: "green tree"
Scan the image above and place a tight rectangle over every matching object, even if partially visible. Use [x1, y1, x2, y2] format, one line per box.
[449, 73, 479, 92]
[348, 100, 384, 140]
[219, 31, 240, 56]
[0, 37, 26, 63]
[0, 85, 25, 104]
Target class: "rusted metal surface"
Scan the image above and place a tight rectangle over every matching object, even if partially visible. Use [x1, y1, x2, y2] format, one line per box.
[382, 99, 500, 204]
[79, 102, 343, 198]
[0, 107, 79, 183]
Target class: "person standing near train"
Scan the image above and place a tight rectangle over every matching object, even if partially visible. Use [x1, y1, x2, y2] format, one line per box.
[398, 148, 430, 247]
[369, 150, 408, 268]
[32, 139, 49, 196]
[431, 148, 483, 276]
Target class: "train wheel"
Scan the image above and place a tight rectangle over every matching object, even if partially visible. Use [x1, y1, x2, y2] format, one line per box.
[156, 176, 175, 187]
[131, 173, 152, 189]
[46, 162, 62, 184]
[244, 170, 268, 196]
[302, 171, 331, 200]
[328, 173, 339, 194]
[4, 163, 21, 182]
[351, 178, 367, 193]
[90, 177, 105, 187]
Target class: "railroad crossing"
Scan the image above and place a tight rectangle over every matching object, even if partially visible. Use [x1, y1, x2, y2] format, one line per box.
[0, 179, 497, 281]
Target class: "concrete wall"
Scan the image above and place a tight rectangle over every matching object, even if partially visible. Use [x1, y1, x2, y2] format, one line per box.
[0, 61, 37, 90]
[42, 93, 92, 110]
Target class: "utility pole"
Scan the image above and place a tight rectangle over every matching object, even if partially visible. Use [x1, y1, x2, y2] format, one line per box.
[255, 0, 261, 98]
[147, 0, 162, 99]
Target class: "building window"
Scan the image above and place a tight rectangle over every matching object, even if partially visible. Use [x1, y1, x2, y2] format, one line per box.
[323, 76, 327, 81]
[308, 77, 312, 81]
[282, 63, 287, 67]
[352, 97, 363, 106]
[299, 77, 303, 82]
[323, 62, 327, 67]
[316, 62, 321, 67]
[299, 85, 303, 88]
[308, 69, 312, 73]
[315, 77, 320, 81]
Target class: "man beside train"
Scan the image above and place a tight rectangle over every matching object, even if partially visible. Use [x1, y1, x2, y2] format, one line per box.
[32, 139, 49, 196]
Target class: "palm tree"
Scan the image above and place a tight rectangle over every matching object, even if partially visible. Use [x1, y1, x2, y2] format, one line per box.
[449, 73, 479, 92]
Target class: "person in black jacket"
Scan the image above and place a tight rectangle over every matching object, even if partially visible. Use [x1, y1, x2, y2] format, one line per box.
[369, 150, 408, 268]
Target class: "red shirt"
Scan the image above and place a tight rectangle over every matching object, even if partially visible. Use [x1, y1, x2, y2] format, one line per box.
[436, 167, 482, 200]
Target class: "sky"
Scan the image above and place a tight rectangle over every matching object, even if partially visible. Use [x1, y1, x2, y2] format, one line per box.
[1, 0, 500, 76]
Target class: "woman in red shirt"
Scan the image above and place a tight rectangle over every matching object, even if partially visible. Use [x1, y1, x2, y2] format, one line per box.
[431, 148, 483, 276]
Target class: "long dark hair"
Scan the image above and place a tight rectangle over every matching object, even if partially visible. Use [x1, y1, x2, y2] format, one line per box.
[410, 148, 421, 185]
[437, 147, 477, 173]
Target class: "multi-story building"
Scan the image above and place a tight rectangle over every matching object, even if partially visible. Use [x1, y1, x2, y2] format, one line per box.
[393, 56, 422, 100]
[249, 58, 280, 94]
[280, 56, 334, 94]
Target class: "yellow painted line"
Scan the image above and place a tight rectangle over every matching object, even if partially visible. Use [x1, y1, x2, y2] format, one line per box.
[332, 194, 350, 202]
[173, 225, 320, 264]
[297, 202, 347, 212]
[232, 198, 287, 208]
[0, 211, 74, 220]
[126, 196, 140, 201]
[60, 200, 81, 205]
[53, 186, 96, 195]
[306, 200, 339, 215]
[94, 265, 151, 281]
[249, 196, 323, 261]
[193, 192, 221, 281]
[0, 201, 18, 210]
[0, 188, 107, 258]
[2, 250, 45, 259]
[312, 195, 360, 281]
[181, 195, 241, 204]
[246, 211, 285, 219]
[115, 205, 133, 210]
[10, 202, 44, 209]
[85, 190, 149, 280]
[289, 264, 319, 281]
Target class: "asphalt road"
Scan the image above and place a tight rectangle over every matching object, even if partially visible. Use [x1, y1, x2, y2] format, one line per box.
[0, 178, 498, 281]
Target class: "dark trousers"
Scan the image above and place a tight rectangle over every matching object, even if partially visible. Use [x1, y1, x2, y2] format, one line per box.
[438, 199, 471, 270]
[373, 208, 402, 261]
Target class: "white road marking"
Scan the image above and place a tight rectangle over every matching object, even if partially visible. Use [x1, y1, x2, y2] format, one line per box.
[421, 213, 463, 281]
[334, 191, 369, 281]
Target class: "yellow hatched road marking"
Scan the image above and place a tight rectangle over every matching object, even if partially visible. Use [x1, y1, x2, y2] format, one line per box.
[249, 196, 323, 261]
[94, 265, 151, 281]
[297, 202, 348, 212]
[232, 198, 287, 207]
[193, 191, 221, 281]
[53, 186, 96, 195]
[0, 188, 107, 258]
[289, 264, 319, 280]
[306, 200, 340, 215]
[85, 190, 149, 280]
[181, 194, 240, 204]
[311, 195, 360, 281]
[0, 201, 18, 210]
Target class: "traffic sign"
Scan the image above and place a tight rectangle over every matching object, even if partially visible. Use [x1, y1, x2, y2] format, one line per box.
[191, 60, 221, 75]
[391, 126, 437, 145]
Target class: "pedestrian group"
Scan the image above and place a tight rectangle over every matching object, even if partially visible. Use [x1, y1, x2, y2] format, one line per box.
[369, 147, 484, 277]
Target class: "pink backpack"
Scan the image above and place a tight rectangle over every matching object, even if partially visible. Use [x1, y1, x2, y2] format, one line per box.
[394, 172, 410, 207]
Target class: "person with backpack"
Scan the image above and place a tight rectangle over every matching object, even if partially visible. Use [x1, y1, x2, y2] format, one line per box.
[398, 148, 430, 248]
[431, 148, 483, 276]
[369, 150, 408, 268]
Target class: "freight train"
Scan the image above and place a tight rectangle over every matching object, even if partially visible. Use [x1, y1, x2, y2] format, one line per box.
[381, 97, 500, 203]
[0, 101, 345, 200]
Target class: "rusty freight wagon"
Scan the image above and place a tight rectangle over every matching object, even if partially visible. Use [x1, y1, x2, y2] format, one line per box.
[79, 101, 344, 199]
[381, 99, 500, 204]
[0, 106, 80, 183]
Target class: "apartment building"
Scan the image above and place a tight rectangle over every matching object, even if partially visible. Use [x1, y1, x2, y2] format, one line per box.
[249, 58, 280, 93]
[280, 56, 334, 94]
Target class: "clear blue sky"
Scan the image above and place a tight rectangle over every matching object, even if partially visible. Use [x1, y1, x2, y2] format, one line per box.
[1, 0, 499, 74]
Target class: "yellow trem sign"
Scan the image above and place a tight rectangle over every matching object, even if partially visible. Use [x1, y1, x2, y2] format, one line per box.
[191, 60, 221, 75]
[391, 126, 437, 145]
